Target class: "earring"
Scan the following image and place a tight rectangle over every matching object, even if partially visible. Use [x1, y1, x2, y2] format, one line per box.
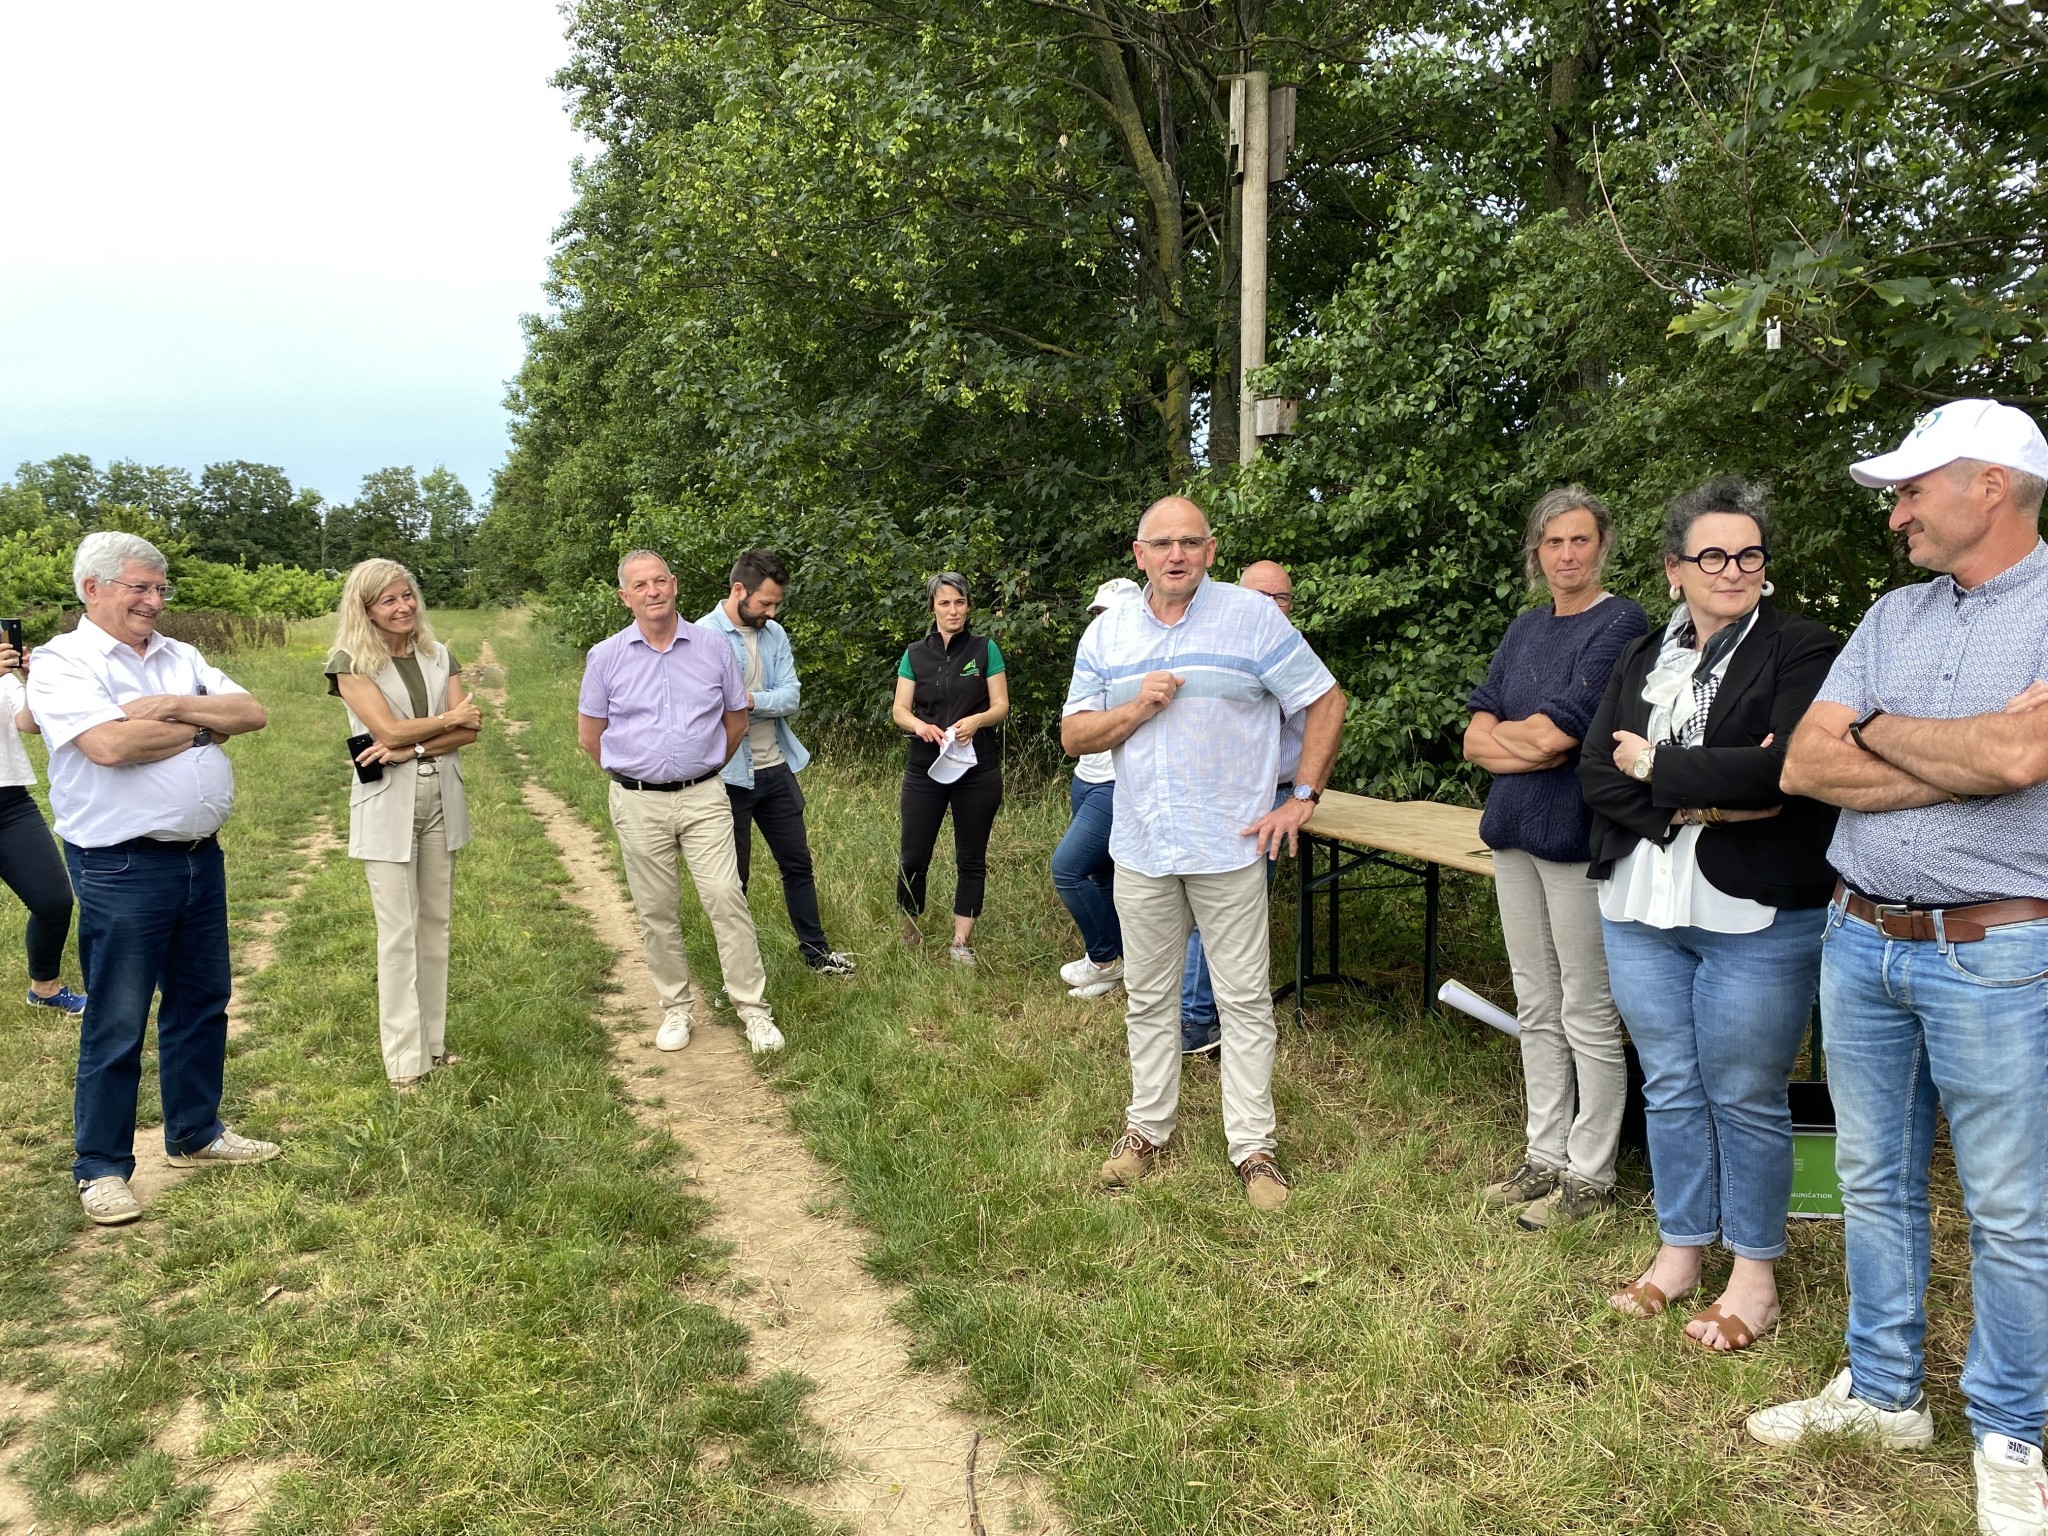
[1669, 584, 1683, 601]
[1760, 579, 1775, 596]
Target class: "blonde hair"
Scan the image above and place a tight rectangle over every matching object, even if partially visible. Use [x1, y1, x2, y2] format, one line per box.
[332, 559, 442, 675]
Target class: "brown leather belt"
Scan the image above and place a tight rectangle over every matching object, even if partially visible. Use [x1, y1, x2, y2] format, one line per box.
[1836, 881, 2048, 943]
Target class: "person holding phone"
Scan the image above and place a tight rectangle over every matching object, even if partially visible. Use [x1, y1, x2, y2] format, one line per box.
[0, 622, 87, 1014]
[326, 560, 481, 1091]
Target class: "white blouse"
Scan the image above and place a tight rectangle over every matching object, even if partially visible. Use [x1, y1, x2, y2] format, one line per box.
[1598, 608, 1774, 933]
[0, 674, 34, 788]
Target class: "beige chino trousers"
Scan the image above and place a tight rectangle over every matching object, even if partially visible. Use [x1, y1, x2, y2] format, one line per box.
[1115, 860, 1276, 1166]
[607, 778, 772, 1024]
[363, 769, 454, 1080]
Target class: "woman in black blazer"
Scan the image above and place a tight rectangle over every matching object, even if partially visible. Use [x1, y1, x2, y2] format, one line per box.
[1578, 476, 1839, 1354]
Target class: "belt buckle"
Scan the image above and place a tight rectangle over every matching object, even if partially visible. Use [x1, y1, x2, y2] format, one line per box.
[1872, 901, 1915, 938]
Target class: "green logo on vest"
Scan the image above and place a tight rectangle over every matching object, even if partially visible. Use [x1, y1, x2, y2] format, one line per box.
[961, 660, 979, 676]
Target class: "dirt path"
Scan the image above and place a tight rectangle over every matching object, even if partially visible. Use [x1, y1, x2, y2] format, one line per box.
[474, 640, 1060, 1536]
[0, 818, 340, 1535]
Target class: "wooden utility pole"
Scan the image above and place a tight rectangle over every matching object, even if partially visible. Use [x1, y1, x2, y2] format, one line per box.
[1237, 71, 1269, 467]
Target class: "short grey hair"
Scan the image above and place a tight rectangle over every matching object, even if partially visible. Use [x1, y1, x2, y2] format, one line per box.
[925, 571, 969, 605]
[1948, 457, 2048, 516]
[1520, 485, 1615, 588]
[74, 531, 167, 602]
[616, 549, 671, 586]
[1662, 475, 1774, 562]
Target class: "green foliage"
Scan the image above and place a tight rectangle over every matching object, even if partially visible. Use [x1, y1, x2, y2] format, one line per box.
[494, 0, 2043, 787]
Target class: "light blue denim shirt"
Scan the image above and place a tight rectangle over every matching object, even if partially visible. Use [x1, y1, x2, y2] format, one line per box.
[1064, 577, 1337, 877]
[697, 603, 813, 788]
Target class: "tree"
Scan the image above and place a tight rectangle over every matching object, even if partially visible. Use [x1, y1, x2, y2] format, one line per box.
[413, 466, 478, 603]
[185, 462, 322, 569]
[334, 467, 428, 569]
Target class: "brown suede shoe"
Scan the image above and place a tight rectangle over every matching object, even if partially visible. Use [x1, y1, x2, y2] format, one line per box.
[1237, 1152, 1290, 1212]
[1099, 1128, 1160, 1186]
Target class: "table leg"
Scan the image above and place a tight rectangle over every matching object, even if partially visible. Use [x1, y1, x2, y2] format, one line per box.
[1294, 835, 1313, 1025]
[1422, 860, 1440, 1013]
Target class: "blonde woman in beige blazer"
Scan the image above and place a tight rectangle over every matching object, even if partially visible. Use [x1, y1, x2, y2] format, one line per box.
[328, 560, 481, 1089]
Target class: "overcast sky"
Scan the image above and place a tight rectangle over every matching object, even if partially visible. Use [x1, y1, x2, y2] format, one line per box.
[0, 1, 586, 507]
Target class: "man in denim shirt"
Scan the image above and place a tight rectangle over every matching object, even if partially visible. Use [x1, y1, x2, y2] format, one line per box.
[699, 550, 854, 977]
[1761, 400, 2048, 1536]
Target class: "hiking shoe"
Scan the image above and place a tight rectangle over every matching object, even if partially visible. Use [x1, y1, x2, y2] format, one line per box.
[810, 951, 857, 977]
[1483, 1159, 1559, 1208]
[1238, 1153, 1290, 1212]
[1099, 1128, 1159, 1187]
[1516, 1175, 1613, 1231]
[26, 985, 87, 1014]
[743, 1015, 785, 1054]
[1975, 1433, 2048, 1536]
[78, 1175, 141, 1226]
[1745, 1368, 1935, 1450]
[1181, 1020, 1221, 1056]
[166, 1128, 280, 1167]
[656, 1008, 691, 1051]
[949, 942, 976, 966]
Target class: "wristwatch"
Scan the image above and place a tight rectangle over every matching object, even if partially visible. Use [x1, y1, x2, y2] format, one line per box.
[1848, 707, 1886, 754]
[1628, 745, 1656, 782]
[414, 742, 428, 760]
[1291, 783, 1321, 806]
[191, 728, 213, 748]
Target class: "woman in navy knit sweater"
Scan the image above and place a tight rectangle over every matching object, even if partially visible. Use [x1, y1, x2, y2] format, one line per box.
[1464, 488, 1648, 1230]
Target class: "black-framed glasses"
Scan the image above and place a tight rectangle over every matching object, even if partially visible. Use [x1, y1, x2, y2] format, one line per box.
[1675, 545, 1769, 575]
[105, 577, 177, 601]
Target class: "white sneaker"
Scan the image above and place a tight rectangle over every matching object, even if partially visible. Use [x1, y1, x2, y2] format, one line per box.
[1744, 1368, 1935, 1450]
[1059, 956, 1099, 986]
[655, 1008, 691, 1051]
[78, 1174, 142, 1226]
[743, 1015, 785, 1055]
[1975, 1434, 2048, 1536]
[166, 1128, 281, 1167]
[1068, 973, 1123, 1000]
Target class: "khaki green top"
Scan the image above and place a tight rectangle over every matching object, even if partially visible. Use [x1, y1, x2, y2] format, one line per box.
[326, 648, 460, 720]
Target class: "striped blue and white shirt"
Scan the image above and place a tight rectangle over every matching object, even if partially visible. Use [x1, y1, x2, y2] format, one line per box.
[1064, 577, 1337, 876]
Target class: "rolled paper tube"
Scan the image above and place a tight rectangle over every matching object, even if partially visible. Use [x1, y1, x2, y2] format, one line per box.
[1437, 979, 1520, 1037]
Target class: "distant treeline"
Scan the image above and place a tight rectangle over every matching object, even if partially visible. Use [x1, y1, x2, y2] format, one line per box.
[0, 456, 486, 624]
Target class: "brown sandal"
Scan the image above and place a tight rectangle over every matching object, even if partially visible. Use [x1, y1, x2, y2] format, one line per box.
[1609, 1277, 1671, 1319]
[1685, 1302, 1769, 1352]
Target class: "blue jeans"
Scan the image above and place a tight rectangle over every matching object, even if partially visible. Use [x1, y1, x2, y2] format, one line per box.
[66, 838, 232, 1182]
[1052, 778, 1119, 963]
[1602, 908, 1825, 1260]
[1820, 903, 2048, 1445]
[1184, 785, 1291, 1024]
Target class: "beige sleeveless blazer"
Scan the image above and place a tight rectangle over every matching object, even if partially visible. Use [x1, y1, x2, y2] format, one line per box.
[339, 642, 473, 862]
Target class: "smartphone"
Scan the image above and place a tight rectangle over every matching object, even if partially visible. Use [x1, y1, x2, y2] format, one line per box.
[0, 618, 21, 657]
[347, 732, 384, 783]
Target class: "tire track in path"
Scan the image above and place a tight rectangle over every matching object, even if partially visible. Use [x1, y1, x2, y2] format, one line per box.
[474, 640, 1060, 1536]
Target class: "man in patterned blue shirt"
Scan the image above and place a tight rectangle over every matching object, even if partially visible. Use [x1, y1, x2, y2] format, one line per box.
[1757, 400, 2048, 1536]
[1062, 496, 1345, 1211]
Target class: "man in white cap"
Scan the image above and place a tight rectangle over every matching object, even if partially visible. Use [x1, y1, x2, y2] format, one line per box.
[1758, 400, 2048, 1534]
[1052, 577, 1141, 999]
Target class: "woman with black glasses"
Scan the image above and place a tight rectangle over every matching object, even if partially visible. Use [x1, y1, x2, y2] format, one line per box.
[1578, 477, 1840, 1353]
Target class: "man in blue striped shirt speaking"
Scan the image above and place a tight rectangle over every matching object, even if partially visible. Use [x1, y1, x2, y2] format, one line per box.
[1062, 496, 1345, 1210]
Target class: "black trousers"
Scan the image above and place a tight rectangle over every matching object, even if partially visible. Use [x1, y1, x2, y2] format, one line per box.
[728, 764, 831, 964]
[0, 786, 75, 982]
[898, 762, 1004, 920]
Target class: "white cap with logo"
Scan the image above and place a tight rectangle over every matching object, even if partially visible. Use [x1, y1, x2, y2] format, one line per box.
[1850, 398, 2048, 488]
[1088, 577, 1141, 612]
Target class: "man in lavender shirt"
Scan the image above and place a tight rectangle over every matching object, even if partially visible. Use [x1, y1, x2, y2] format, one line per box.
[577, 551, 783, 1056]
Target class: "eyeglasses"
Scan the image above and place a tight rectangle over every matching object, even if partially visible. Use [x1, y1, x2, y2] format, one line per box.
[104, 578, 177, 601]
[1675, 545, 1769, 575]
[1139, 536, 1212, 555]
[1263, 590, 1294, 610]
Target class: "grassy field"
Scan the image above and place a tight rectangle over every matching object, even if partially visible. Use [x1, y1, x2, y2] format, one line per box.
[0, 608, 1987, 1535]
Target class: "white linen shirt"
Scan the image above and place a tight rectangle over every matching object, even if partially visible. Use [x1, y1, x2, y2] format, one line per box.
[1064, 577, 1337, 877]
[0, 674, 34, 788]
[27, 618, 246, 846]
